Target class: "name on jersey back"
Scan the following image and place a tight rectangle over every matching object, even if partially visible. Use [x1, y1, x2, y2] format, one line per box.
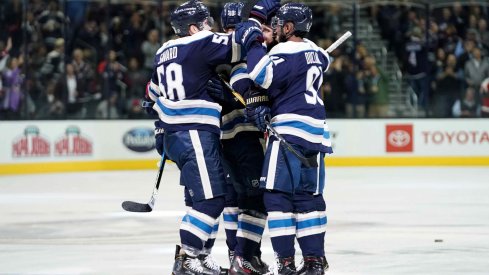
[305, 52, 321, 65]
[160, 47, 178, 63]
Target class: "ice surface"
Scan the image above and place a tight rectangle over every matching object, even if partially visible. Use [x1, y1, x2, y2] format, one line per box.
[1, 165, 488, 274]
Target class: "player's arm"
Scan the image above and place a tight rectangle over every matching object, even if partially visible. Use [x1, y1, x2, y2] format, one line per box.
[204, 32, 243, 66]
[145, 70, 163, 102]
[304, 38, 332, 73]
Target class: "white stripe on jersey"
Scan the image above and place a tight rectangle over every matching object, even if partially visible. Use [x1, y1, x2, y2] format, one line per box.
[153, 97, 222, 128]
[189, 130, 213, 199]
[231, 31, 241, 63]
[271, 114, 325, 144]
[266, 140, 280, 190]
[249, 56, 274, 89]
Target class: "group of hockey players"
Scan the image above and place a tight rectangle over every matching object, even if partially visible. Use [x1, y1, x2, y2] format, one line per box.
[143, 0, 333, 274]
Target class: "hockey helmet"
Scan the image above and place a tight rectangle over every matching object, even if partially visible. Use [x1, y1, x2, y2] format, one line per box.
[221, 2, 244, 30]
[170, 0, 214, 37]
[271, 3, 313, 35]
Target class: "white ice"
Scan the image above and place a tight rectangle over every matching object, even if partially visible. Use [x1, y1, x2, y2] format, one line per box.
[1, 165, 489, 275]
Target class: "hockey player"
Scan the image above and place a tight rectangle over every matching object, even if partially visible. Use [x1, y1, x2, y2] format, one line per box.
[234, 3, 332, 274]
[204, 2, 273, 274]
[145, 1, 279, 274]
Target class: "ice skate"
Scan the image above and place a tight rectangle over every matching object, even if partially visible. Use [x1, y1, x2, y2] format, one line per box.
[275, 257, 297, 275]
[171, 245, 205, 275]
[228, 255, 262, 275]
[296, 256, 328, 275]
[199, 253, 224, 275]
[250, 255, 269, 274]
[228, 249, 235, 266]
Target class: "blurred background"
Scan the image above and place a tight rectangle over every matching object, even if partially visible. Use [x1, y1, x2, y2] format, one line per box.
[1, 0, 489, 121]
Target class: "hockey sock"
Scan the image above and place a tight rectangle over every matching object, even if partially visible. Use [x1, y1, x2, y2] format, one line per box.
[296, 211, 327, 257]
[203, 218, 220, 254]
[180, 197, 225, 256]
[267, 211, 296, 258]
[235, 210, 267, 260]
[223, 206, 239, 251]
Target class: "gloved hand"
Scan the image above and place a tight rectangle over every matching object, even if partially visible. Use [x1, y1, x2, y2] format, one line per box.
[244, 88, 270, 132]
[250, 0, 281, 23]
[234, 20, 264, 51]
[246, 105, 270, 132]
[154, 121, 164, 156]
[207, 75, 244, 109]
[142, 99, 158, 116]
[206, 76, 225, 102]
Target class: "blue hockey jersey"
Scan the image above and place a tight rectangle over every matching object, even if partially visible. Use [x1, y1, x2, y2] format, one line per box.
[246, 39, 333, 153]
[147, 30, 242, 134]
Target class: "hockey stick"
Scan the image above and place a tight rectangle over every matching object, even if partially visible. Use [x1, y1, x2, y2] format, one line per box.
[122, 153, 167, 212]
[325, 31, 352, 53]
[241, 0, 261, 21]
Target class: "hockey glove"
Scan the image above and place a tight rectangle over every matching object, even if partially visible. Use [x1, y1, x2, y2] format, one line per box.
[207, 75, 244, 109]
[245, 88, 270, 132]
[154, 120, 164, 156]
[250, 0, 281, 24]
[206, 76, 225, 102]
[235, 20, 264, 52]
[142, 99, 158, 117]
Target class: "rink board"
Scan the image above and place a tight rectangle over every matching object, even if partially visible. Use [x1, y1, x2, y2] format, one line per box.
[1, 119, 488, 174]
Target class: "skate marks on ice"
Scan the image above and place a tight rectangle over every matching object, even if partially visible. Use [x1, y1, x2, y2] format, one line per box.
[1, 166, 489, 274]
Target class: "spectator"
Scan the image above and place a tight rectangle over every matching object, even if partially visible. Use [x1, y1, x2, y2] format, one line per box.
[36, 80, 64, 119]
[126, 57, 146, 100]
[95, 93, 119, 119]
[71, 48, 95, 90]
[480, 78, 489, 117]
[403, 27, 430, 112]
[433, 54, 464, 117]
[364, 56, 390, 118]
[323, 56, 347, 118]
[141, 29, 160, 77]
[97, 50, 128, 99]
[344, 58, 366, 118]
[127, 98, 145, 119]
[59, 63, 86, 118]
[37, 0, 65, 47]
[39, 38, 65, 84]
[452, 86, 481, 117]
[478, 19, 489, 51]
[464, 47, 489, 93]
[1, 56, 24, 119]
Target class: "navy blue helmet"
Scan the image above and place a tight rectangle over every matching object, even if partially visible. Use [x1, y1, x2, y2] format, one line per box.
[170, 0, 214, 37]
[272, 3, 313, 34]
[221, 2, 244, 30]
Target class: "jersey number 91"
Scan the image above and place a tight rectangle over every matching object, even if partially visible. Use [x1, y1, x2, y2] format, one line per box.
[305, 65, 324, 106]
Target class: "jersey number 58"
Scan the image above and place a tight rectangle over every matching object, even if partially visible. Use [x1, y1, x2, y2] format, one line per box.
[157, 63, 186, 100]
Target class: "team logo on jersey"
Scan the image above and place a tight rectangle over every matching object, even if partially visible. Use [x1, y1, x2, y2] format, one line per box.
[123, 128, 155, 153]
[386, 124, 413, 153]
[55, 126, 93, 156]
[12, 126, 50, 158]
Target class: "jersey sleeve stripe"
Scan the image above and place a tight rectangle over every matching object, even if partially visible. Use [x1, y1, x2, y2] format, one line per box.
[249, 57, 273, 89]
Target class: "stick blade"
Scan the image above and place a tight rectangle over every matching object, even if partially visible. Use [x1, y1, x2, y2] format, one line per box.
[122, 201, 153, 212]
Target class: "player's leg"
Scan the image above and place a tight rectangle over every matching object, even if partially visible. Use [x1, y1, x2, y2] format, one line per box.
[165, 130, 227, 275]
[261, 138, 303, 274]
[221, 157, 239, 265]
[295, 152, 328, 275]
[225, 133, 269, 274]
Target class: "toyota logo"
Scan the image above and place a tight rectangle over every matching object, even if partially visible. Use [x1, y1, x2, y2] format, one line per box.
[388, 130, 411, 147]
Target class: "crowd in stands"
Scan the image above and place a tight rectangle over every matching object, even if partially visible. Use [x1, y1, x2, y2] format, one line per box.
[374, 3, 489, 117]
[0, 0, 488, 120]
